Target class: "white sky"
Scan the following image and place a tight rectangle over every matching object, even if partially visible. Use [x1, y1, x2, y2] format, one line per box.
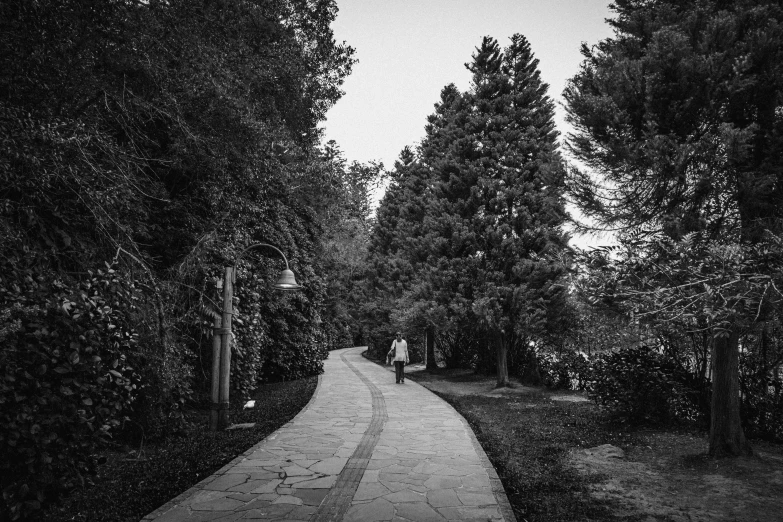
[320, 0, 618, 247]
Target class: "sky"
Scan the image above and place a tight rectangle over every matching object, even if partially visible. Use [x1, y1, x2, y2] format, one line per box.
[319, 0, 618, 245]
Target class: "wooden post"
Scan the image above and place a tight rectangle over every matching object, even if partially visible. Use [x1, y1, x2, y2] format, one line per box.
[209, 308, 222, 431]
[218, 266, 234, 430]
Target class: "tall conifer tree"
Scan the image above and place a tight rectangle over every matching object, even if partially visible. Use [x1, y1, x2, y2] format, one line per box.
[365, 147, 433, 347]
[367, 85, 473, 358]
[565, 0, 783, 456]
[368, 36, 568, 381]
[427, 36, 569, 385]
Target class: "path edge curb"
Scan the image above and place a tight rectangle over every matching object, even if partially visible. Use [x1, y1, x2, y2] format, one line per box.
[140, 372, 324, 521]
[453, 403, 518, 522]
[401, 375, 519, 522]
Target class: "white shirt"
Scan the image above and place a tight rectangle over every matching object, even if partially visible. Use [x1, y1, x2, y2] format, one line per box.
[389, 339, 409, 362]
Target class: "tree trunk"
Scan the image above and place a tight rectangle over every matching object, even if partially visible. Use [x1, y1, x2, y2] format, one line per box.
[496, 330, 510, 388]
[426, 326, 438, 371]
[698, 331, 711, 425]
[709, 329, 752, 457]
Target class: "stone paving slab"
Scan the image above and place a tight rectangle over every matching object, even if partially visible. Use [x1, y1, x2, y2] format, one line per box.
[142, 347, 515, 522]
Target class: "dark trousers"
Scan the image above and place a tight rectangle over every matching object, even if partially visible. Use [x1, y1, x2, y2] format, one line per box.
[394, 361, 405, 383]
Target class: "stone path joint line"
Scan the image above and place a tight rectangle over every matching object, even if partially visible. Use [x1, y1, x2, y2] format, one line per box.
[142, 346, 516, 522]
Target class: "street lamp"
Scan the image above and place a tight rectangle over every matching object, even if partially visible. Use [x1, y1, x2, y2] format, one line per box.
[243, 243, 302, 291]
[210, 243, 302, 431]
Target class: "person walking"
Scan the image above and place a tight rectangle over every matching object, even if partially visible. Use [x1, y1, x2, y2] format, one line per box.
[387, 332, 409, 383]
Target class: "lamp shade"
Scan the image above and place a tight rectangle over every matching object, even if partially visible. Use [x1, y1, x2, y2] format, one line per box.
[274, 268, 301, 291]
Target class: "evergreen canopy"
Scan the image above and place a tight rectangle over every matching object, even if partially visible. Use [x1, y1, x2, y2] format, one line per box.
[368, 34, 569, 385]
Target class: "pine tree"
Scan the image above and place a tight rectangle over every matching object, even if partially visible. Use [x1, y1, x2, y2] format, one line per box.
[366, 83, 476, 362]
[368, 36, 569, 381]
[426, 36, 569, 386]
[564, 0, 783, 456]
[364, 147, 434, 352]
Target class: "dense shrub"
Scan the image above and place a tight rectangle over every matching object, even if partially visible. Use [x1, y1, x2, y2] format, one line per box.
[128, 288, 194, 441]
[741, 383, 783, 442]
[435, 327, 480, 369]
[538, 338, 783, 439]
[586, 346, 695, 425]
[538, 351, 592, 390]
[232, 270, 328, 392]
[321, 321, 354, 351]
[256, 329, 328, 384]
[407, 337, 424, 365]
[365, 326, 394, 360]
[0, 262, 141, 520]
[740, 351, 783, 442]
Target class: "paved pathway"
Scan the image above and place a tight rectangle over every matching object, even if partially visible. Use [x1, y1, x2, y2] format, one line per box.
[142, 347, 516, 522]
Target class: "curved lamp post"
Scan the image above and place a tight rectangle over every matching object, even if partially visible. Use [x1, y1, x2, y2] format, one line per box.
[241, 243, 302, 291]
[210, 243, 302, 431]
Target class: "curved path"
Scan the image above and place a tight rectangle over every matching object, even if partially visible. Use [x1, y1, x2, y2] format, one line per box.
[142, 347, 516, 522]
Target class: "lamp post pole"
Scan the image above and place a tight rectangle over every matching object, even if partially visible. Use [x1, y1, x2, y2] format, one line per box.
[209, 310, 222, 432]
[209, 244, 301, 431]
[217, 265, 234, 430]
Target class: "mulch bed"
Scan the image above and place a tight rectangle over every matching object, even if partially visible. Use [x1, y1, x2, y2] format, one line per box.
[39, 376, 318, 522]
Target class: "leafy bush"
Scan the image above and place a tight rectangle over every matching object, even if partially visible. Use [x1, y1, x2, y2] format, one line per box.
[320, 320, 353, 351]
[255, 328, 327, 384]
[586, 346, 694, 425]
[741, 387, 783, 442]
[435, 326, 480, 369]
[230, 271, 327, 395]
[0, 263, 141, 520]
[740, 351, 783, 442]
[365, 326, 395, 360]
[128, 297, 194, 441]
[538, 351, 592, 390]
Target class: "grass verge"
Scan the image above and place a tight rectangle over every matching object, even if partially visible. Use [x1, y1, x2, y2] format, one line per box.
[443, 393, 626, 522]
[39, 376, 318, 522]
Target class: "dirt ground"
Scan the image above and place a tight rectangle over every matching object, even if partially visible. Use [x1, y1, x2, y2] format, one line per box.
[405, 365, 783, 522]
[572, 431, 783, 522]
